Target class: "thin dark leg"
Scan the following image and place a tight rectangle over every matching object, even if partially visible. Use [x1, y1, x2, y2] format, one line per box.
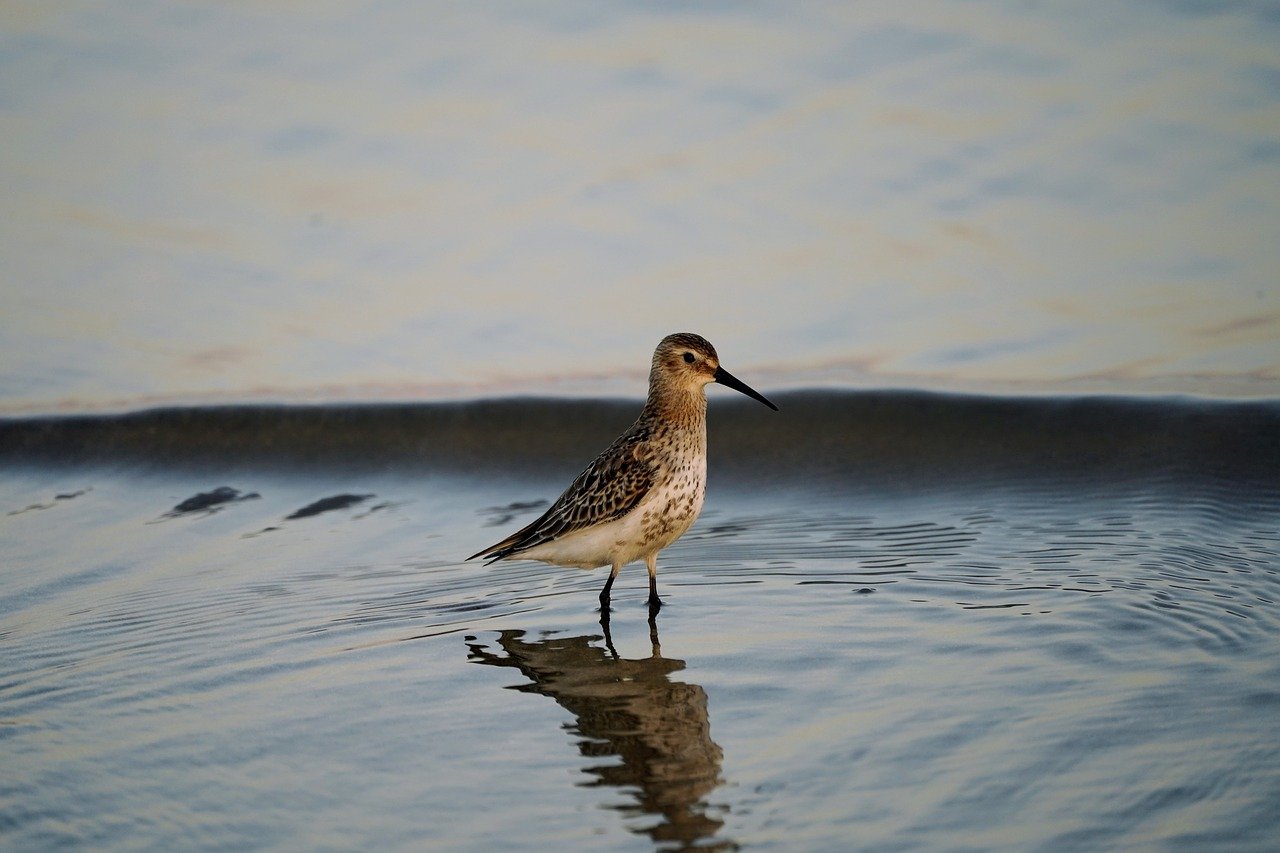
[599, 562, 620, 612]
[646, 554, 662, 615]
[600, 609, 619, 660]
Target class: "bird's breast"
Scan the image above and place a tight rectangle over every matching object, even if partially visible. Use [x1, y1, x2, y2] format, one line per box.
[635, 447, 707, 551]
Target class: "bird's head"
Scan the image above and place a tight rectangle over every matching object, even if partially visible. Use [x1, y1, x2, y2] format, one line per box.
[650, 332, 778, 411]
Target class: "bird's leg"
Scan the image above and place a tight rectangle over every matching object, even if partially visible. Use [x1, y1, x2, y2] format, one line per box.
[600, 609, 619, 660]
[646, 552, 662, 615]
[599, 561, 621, 612]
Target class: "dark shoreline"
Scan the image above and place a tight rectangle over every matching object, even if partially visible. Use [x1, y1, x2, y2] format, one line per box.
[2, 390, 1277, 493]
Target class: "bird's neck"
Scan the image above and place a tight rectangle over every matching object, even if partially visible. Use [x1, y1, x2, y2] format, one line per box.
[644, 385, 707, 432]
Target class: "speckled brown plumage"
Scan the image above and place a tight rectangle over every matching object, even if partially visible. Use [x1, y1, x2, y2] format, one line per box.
[471, 423, 657, 563]
[468, 332, 777, 614]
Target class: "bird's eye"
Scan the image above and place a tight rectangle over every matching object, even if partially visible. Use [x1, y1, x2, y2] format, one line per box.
[682, 352, 695, 364]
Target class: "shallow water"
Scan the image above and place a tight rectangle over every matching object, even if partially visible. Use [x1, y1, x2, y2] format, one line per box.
[3, 393, 1279, 849]
[7, 2, 1280, 845]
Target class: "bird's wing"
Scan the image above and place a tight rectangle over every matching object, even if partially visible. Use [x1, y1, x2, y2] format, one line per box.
[467, 428, 656, 564]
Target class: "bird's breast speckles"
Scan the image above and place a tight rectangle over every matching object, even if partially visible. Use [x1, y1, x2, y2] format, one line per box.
[637, 468, 706, 551]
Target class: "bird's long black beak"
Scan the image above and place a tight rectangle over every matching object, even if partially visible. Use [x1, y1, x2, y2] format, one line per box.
[713, 366, 779, 411]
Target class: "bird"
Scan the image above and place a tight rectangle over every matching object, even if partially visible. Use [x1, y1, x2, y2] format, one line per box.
[468, 332, 778, 615]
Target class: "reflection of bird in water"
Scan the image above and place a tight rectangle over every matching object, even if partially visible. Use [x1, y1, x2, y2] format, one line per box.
[468, 332, 776, 615]
[466, 619, 732, 851]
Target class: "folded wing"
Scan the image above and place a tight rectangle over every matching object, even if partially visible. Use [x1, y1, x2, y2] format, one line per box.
[468, 428, 656, 564]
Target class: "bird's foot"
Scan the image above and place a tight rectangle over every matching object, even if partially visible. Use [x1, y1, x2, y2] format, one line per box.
[599, 610, 619, 659]
[647, 593, 662, 616]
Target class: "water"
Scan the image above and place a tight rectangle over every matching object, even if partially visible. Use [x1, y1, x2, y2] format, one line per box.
[4, 1, 1280, 847]
[3, 393, 1279, 849]
[2, 0, 1280, 414]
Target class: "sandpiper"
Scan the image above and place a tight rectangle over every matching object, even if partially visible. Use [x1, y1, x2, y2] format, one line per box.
[468, 332, 777, 615]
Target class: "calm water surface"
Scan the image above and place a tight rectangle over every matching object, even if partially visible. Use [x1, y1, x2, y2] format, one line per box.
[3, 395, 1278, 849]
[2, 0, 1279, 412]
[4, 6, 1280, 845]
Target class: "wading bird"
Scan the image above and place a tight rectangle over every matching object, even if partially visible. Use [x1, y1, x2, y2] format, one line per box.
[468, 332, 777, 615]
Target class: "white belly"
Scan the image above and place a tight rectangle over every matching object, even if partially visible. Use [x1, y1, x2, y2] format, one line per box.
[517, 476, 705, 570]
